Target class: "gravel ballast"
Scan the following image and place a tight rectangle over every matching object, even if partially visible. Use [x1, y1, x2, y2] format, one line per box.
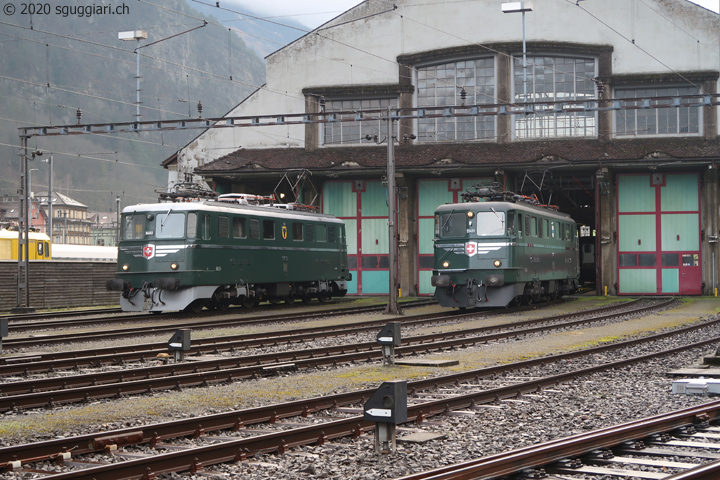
[1, 296, 719, 479]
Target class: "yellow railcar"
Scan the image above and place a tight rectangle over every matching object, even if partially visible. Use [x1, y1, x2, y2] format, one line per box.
[0, 229, 51, 260]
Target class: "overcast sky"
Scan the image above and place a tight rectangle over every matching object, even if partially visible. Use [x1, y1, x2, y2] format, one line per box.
[222, 0, 719, 29]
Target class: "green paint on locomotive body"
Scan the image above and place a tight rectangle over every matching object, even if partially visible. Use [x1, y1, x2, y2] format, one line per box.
[115, 200, 350, 289]
[432, 200, 579, 306]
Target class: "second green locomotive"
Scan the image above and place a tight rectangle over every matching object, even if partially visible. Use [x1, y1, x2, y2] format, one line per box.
[431, 188, 579, 308]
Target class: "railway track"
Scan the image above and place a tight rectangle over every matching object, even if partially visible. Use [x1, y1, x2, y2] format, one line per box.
[0, 299, 670, 411]
[0, 298, 436, 349]
[396, 401, 720, 480]
[0, 297, 644, 370]
[0, 306, 718, 479]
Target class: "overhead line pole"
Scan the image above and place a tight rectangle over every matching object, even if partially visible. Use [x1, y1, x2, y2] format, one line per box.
[13, 135, 34, 313]
[385, 107, 400, 315]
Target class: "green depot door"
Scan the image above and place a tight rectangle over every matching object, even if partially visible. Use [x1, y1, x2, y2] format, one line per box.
[322, 180, 389, 295]
[617, 173, 702, 295]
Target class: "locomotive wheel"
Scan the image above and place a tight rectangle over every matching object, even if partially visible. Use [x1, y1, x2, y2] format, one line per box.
[285, 296, 296, 306]
[242, 297, 256, 309]
[301, 295, 312, 304]
[317, 292, 329, 303]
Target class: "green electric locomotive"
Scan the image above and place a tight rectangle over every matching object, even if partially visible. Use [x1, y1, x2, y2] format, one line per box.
[431, 188, 579, 308]
[107, 194, 351, 312]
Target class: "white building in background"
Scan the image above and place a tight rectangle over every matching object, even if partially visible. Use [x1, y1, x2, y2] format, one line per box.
[166, 0, 720, 298]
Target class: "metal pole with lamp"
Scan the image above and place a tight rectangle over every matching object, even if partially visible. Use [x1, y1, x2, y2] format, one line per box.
[502, 2, 533, 103]
[118, 30, 148, 122]
[119, 23, 206, 122]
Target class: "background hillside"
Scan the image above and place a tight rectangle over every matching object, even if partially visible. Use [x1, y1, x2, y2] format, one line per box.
[0, 0, 304, 212]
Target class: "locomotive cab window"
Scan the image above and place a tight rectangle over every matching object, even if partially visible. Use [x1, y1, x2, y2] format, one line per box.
[506, 213, 516, 235]
[156, 212, 186, 239]
[437, 212, 467, 238]
[475, 211, 505, 236]
[187, 213, 197, 239]
[200, 214, 211, 240]
[37, 241, 44, 257]
[328, 225, 336, 243]
[122, 214, 145, 240]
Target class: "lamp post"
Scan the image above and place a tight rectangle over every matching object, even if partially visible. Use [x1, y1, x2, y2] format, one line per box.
[502, 2, 533, 103]
[119, 23, 206, 122]
[118, 30, 148, 122]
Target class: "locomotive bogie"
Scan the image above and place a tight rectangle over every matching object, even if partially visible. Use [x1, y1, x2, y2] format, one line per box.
[109, 200, 351, 312]
[432, 200, 580, 308]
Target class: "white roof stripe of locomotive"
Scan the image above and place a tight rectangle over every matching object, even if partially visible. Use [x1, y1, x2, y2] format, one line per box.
[121, 202, 344, 224]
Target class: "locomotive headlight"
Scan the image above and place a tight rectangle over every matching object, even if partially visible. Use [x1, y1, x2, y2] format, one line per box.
[466, 211, 474, 218]
[442, 261, 450, 268]
[122, 264, 129, 271]
[170, 263, 179, 270]
[493, 260, 502, 268]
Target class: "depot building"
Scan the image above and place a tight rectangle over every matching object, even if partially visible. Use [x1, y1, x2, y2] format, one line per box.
[165, 0, 720, 298]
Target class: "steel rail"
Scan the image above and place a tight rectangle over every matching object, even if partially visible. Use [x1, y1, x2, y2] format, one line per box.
[0, 299, 666, 405]
[4, 335, 720, 479]
[395, 402, 720, 480]
[4, 298, 429, 334]
[1, 299, 433, 350]
[0, 298, 643, 376]
[0, 304, 718, 467]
